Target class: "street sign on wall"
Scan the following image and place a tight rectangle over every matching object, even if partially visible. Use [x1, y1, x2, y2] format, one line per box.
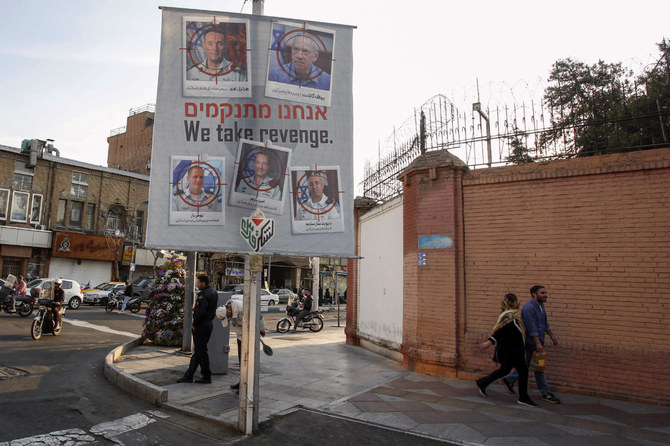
[146, 8, 354, 257]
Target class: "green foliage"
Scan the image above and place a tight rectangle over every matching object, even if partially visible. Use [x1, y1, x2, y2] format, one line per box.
[541, 40, 669, 156]
[142, 260, 185, 346]
[506, 129, 535, 165]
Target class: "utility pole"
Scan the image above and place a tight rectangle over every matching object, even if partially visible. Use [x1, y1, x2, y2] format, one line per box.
[238, 254, 261, 434]
[473, 102, 492, 167]
[181, 251, 196, 353]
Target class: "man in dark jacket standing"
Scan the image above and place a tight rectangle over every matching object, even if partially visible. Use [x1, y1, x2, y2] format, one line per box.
[177, 275, 218, 384]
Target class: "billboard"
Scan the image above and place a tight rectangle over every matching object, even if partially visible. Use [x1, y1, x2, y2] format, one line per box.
[146, 8, 354, 257]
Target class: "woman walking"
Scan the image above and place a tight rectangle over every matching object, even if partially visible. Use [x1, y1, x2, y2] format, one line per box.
[476, 293, 537, 407]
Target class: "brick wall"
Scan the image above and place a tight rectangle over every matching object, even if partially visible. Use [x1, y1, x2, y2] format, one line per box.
[400, 152, 467, 376]
[107, 111, 154, 174]
[395, 147, 670, 404]
[460, 148, 670, 404]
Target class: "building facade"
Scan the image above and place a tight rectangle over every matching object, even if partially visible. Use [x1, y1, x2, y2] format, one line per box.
[0, 141, 152, 286]
[107, 104, 155, 175]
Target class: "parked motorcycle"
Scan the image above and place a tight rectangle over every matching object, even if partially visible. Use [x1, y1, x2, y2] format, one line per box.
[0, 286, 33, 317]
[105, 291, 141, 313]
[31, 299, 66, 339]
[276, 302, 324, 333]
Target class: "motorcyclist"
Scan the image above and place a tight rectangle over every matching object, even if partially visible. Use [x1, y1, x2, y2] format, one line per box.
[52, 279, 65, 327]
[10, 274, 27, 313]
[294, 289, 313, 331]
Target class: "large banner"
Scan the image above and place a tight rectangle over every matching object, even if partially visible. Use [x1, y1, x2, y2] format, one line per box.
[146, 8, 354, 257]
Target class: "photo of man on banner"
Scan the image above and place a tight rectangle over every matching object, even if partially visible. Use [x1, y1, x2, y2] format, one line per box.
[183, 16, 251, 98]
[230, 140, 291, 215]
[291, 167, 344, 233]
[266, 21, 335, 106]
[170, 156, 225, 225]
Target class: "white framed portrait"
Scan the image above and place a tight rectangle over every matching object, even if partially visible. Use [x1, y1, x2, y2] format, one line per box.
[266, 21, 335, 106]
[0, 188, 9, 220]
[10, 191, 29, 223]
[229, 139, 292, 215]
[30, 194, 43, 224]
[170, 155, 225, 225]
[183, 16, 251, 98]
[290, 166, 344, 233]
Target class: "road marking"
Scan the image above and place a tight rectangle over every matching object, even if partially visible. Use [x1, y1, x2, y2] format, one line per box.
[0, 428, 94, 446]
[1, 412, 159, 445]
[89, 413, 155, 437]
[63, 318, 139, 338]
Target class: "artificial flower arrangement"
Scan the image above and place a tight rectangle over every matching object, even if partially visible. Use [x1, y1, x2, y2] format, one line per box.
[142, 259, 186, 346]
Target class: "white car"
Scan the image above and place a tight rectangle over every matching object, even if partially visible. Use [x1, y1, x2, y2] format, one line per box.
[231, 289, 279, 306]
[83, 283, 127, 306]
[27, 278, 84, 309]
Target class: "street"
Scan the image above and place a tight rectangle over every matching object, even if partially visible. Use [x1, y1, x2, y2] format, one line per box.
[0, 303, 347, 445]
[0, 305, 240, 445]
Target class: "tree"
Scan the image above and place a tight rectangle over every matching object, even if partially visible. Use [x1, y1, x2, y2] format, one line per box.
[541, 58, 633, 156]
[506, 128, 535, 165]
[540, 40, 669, 157]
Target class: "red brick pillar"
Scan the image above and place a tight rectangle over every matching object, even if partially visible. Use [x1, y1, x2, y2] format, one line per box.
[345, 197, 377, 345]
[399, 151, 467, 376]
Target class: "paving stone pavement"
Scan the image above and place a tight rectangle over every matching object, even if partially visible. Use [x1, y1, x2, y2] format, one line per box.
[109, 325, 670, 445]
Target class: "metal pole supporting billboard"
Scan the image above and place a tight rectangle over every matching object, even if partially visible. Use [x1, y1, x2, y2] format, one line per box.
[181, 251, 196, 353]
[312, 257, 320, 311]
[239, 254, 262, 434]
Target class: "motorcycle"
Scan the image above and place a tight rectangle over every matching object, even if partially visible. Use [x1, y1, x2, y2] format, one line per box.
[105, 290, 141, 313]
[0, 286, 33, 317]
[276, 301, 324, 333]
[31, 299, 66, 339]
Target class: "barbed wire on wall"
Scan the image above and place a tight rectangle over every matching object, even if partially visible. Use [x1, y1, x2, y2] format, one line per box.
[361, 74, 669, 202]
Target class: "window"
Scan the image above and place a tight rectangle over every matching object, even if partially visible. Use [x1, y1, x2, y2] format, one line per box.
[85, 204, 95, 231]
[136, 210, 144, 238]
[13, 173, 33, 191]
[70, 172, 88, 199]
[69, 201, 83, 229]
[106, 208, 122, 232]
[56, 199, 66, 227]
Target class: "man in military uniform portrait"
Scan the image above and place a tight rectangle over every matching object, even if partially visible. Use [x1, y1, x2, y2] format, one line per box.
[172, 164, 222, 212]
[296, 171, 340, 220]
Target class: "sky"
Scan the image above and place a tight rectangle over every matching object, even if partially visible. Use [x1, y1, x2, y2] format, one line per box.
[1, 0, 668, 193]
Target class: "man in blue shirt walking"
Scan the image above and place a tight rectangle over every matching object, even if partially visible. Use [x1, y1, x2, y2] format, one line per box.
[504, 285, 561, 404]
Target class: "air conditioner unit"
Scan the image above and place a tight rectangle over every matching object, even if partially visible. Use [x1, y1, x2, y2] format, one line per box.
[34, 224, 46, 230]
[146, 163, 151, 170]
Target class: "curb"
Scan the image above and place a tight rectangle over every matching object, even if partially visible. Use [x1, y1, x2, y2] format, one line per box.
[103, 336, 168, 406]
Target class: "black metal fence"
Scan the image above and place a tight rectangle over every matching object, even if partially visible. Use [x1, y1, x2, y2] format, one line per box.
[362, 80, 669, 202]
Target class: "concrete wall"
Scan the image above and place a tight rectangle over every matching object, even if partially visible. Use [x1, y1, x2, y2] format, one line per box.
[358, 196, 403, 347]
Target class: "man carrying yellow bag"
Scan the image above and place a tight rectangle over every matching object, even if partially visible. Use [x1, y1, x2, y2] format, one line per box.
[504, 285, 560, 404]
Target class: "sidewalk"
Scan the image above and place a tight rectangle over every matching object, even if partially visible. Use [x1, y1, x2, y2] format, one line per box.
[105, 324, 670, 445]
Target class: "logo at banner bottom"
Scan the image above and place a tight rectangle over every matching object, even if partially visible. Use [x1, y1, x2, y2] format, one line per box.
[240, 209, 275, 252]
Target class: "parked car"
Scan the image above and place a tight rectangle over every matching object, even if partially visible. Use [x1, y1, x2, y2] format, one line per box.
[83, 281, 124, 295]
[27, 278, 84, 309]
[271, 288, 297, 304]
[231, 289, 278, 306]
[221, 284, 244, 293]
[83, 282, 126, 306]
[132, 277, 155, 302]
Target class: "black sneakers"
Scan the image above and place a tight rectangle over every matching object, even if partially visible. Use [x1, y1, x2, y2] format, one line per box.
[542, 392, 561, 404]
[517, 397, 538, 407]
[176, 376, 193, 383]
[195, 377, 211, 384]
[502, 378, 515, 394]
[230, 382, 240, 390]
